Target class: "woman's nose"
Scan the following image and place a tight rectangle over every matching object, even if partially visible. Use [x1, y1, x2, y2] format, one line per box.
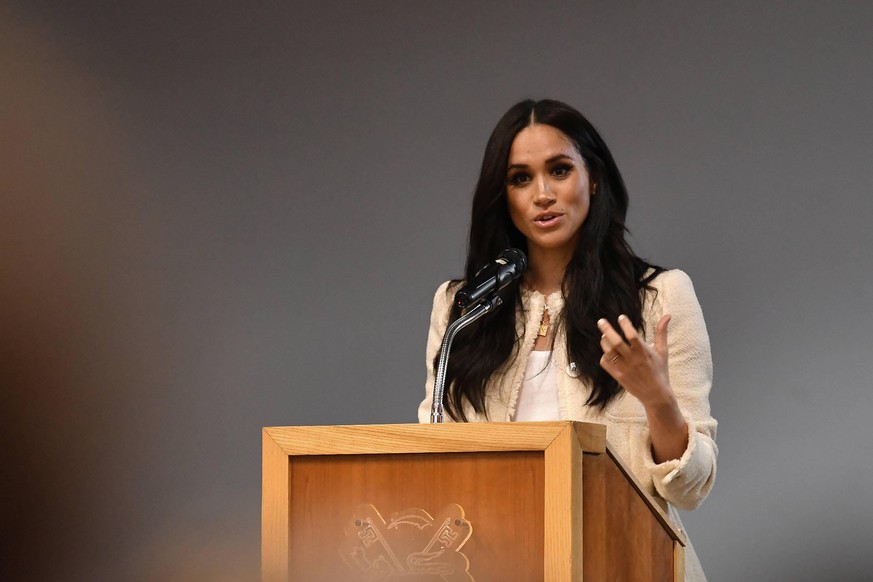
[534, 178, 556, 205]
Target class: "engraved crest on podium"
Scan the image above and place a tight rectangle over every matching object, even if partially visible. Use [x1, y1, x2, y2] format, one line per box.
[340, 503, 474, 581]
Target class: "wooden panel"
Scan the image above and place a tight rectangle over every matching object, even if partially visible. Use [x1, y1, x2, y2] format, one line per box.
[262, 430, 290, 582]
[264, 423, 679, 581]
[674, 542, 685, 581]
[582, 453, 676, 581]
[580, 453, 607, 580]
[572, 422, 607, 454]
[606, 447, 684, 544]
[264, 421, 605, 456]
[287, 451, 545, 581]
[543, 424, 583, 581]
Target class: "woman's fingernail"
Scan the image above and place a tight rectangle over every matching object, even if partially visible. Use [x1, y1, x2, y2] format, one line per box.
[618, 314, 626, 321]
[597, 318, 606, 327]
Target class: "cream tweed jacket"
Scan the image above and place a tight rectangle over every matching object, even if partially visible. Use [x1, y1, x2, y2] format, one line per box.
[418, 269, 717, 581]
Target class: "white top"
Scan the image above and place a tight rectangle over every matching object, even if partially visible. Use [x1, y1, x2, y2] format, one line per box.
[512, 350, 561, 421]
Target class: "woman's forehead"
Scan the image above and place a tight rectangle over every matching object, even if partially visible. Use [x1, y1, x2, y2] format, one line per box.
[508, 124, 580, 164]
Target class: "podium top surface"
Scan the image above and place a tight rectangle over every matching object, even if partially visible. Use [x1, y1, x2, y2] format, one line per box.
[263, 421, 606, 456]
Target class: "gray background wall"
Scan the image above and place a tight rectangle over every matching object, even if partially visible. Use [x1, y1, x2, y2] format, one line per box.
[2, 1, 872, 580]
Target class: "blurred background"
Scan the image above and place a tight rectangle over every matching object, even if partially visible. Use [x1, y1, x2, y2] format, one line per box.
[2, 1, 872, 580]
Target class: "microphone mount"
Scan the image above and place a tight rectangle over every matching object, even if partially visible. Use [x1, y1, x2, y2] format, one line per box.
[430, 293, 503, 423]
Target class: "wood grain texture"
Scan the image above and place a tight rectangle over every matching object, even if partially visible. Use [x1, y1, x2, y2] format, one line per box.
[263, 422, 679, 582]
[543, 424, 583, 581]
[605, 447, 685, 545]
[263, 421, 605, 456]
[674, 542, 685, 582]
[582, 452, 677, 581]
[572, 422, 607, 454]
[580, 453, 607, 579]
[262, 429, 290, 582]
[288, 451, 544, 581]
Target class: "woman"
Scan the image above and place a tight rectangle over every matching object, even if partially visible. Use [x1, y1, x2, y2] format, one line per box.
[418, 99, 717, 580]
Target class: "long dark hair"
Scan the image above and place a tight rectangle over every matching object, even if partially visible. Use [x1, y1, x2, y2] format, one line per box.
[438, 99, 662, 421]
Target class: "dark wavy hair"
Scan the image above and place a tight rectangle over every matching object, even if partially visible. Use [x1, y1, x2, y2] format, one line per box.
[437, 99, 662, 421]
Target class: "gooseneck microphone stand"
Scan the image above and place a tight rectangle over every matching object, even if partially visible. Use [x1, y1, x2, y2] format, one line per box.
[429, 294, 503, 423]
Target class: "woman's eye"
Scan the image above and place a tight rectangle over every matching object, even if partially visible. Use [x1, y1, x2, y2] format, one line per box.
[508, 173, 531, 186]
[552, 165, 572, 178]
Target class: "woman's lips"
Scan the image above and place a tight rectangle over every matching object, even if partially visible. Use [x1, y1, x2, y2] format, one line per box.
[534, 213, 564, 228]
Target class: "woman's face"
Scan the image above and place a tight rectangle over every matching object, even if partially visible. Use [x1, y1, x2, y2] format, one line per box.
[505, 123, 592, 262]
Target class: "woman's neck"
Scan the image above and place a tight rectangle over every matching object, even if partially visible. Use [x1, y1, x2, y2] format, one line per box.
[524, 247, 571, 295]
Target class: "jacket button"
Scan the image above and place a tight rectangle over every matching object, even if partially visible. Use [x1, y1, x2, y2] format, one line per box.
[566, 362, 581, 378]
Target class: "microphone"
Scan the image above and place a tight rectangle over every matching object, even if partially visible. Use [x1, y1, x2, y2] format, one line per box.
[455, 248, 527, 309]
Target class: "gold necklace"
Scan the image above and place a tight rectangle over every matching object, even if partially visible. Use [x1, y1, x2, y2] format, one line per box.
[537, 311, 550, 337]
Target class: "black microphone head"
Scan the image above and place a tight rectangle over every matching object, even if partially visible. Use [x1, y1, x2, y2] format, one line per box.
[455, 248, 527, 309]
[497, 248, 527, 273]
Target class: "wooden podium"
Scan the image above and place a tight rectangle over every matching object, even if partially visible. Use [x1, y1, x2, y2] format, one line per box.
[262, 421, 685, 581]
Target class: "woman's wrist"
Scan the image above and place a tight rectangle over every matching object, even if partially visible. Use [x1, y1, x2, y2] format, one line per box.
[638, 379, 677, 410]
[645, 393, 683, 427]
[644, 390, 688, 463]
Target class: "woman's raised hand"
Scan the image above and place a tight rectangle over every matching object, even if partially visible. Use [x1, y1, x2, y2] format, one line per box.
[598, 313, 689, 463]
[598, 314, 673, 405]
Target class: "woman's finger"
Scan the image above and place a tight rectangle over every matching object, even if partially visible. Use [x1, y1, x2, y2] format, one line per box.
[597, 318, 629, 354]
[597, 319, 630, 371]
[600, 352, 623, 371]
[616, 314, 640, 347]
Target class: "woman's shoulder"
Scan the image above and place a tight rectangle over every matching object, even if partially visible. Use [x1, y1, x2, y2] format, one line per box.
[430, 280, 462, 317]
[647, 268, 696, 294]
[433, 279, 462, 301]
[645, 268, 708, 327]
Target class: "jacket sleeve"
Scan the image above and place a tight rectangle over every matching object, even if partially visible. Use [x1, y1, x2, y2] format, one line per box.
[418, 281, 455, 423]
[641, 269, 718, 510]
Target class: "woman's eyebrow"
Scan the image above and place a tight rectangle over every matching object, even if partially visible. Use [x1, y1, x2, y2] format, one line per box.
[507, 153, 573, 171]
